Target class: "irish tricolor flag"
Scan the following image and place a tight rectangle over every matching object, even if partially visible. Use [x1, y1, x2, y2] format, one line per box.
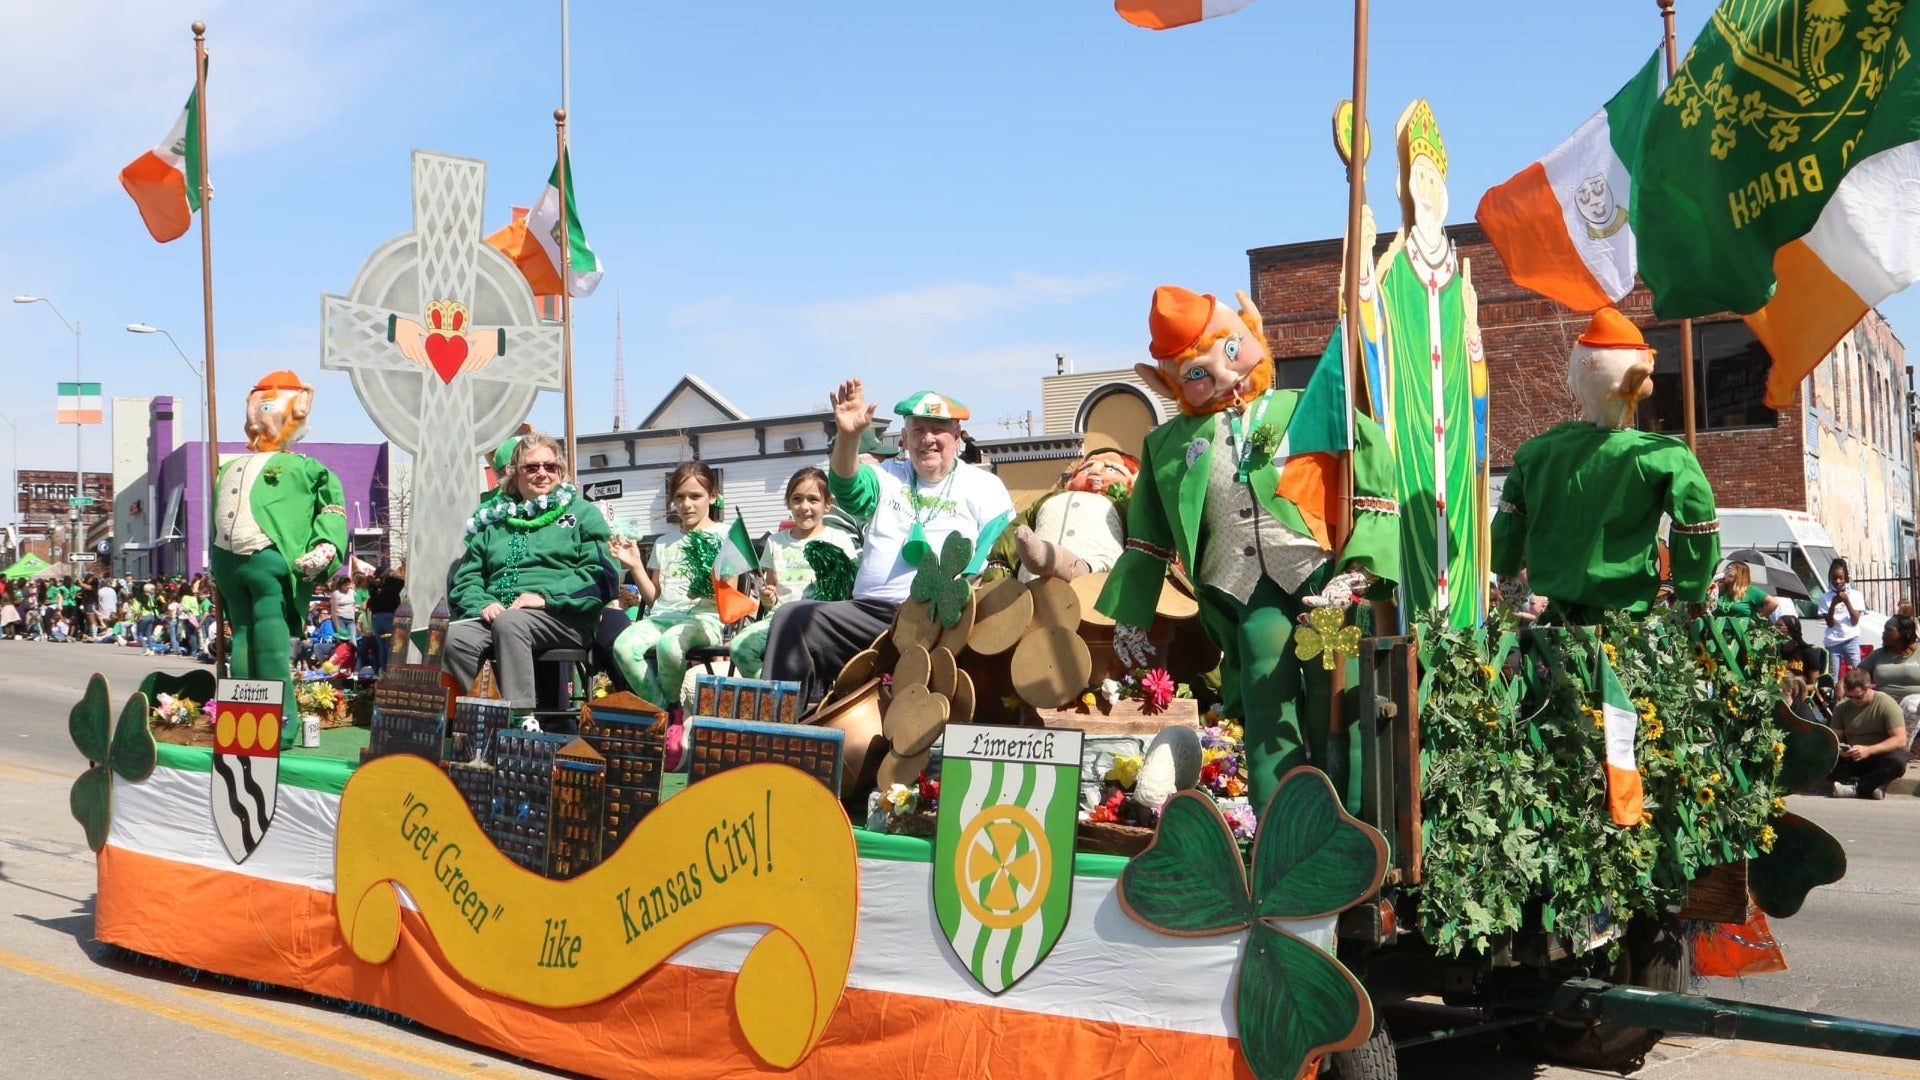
[58, 382, 103, 425]
[119, 85, 203, 244]
[486, 149, 604, 299]
[1475, 53, 1659, 313]
[711, 510, 760, 625]
[1114, 0, 1254, 29]
[1597, 649, 1643, 828]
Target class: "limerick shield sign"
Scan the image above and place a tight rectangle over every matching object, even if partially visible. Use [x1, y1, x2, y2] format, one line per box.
[211, 679, 283, 863]
[934, 723, 1083, 994]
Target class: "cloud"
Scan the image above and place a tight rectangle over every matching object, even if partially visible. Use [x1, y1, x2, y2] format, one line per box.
[0, 0, 403, 213]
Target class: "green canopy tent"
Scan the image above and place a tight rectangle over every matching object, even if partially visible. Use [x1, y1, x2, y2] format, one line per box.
[2, 553, 51, 581]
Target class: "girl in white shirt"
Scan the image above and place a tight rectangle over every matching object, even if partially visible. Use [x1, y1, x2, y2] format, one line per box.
[1818, 557, 1866, 676]
[732, 468, 860, 679]
[609, 462, 731, 709]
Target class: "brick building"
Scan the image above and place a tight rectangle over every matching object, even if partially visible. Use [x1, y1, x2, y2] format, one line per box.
[1248, 223, 1915, 596]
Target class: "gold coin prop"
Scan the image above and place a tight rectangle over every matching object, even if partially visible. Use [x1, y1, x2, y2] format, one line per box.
[830, 648, 882, 703]
[968, 577, 1033, 656]
[929, 646, 958, 699]
[885, 683, 951, 758]
[895, 645, 932, 692]
[935, 591, 976, 654]
[949, 668, 976, 725]
[1009, 625, 1092, 709]
[1027, 576, 1082, 632]
[876, 746, 932, 792]
[1070, 572, 1115, 627]
[892, 599, 940, 652]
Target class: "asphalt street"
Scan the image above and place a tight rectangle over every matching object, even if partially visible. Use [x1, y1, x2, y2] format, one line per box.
[1, 636, 1918, 1079]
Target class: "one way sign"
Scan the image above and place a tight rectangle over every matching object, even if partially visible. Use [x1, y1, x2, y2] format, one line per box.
[582, 479, 624, 502]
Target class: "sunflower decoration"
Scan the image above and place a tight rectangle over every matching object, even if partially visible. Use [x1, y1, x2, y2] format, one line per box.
[1294, 606, 1361, 671]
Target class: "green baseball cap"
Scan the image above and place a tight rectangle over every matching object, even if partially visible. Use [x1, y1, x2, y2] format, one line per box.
[856, 428, 900, 458]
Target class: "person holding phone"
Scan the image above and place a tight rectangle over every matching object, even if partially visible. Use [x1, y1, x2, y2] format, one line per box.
[1818, 557, 1865, 678]
[1826, 667, 1909, 799]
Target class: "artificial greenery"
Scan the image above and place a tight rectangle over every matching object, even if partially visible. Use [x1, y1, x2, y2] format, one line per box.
[1415, 607, 1787, 957]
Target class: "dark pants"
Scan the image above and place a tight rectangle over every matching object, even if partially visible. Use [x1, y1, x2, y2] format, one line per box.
[210, 545, 297, 714]
[442, 607, 593, 711]
[765, 597, 900, 704]
[371, 612, 395, 673]
[1829, 750, 1907, 796]
[1196, 573, 1333, 815]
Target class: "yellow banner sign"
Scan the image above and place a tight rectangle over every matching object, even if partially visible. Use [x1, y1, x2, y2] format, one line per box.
[335, 757, 859, 1068]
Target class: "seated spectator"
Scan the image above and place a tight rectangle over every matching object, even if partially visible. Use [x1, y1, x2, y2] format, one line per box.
[1778, 615, 1827, 681]
[765, 380, 1014, 704]
[1783, 675, 1824, 725]
[50, 615, 72, 642]
[442, 433, 614, 716]
[1860, 613, 1920, 751]
[609, 462, 733, 709]
[1826, 668, 1909, 800]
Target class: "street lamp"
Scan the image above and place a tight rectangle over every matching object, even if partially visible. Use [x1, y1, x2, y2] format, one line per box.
[14, 296, 85, 565]
[126, 323, 210, 455]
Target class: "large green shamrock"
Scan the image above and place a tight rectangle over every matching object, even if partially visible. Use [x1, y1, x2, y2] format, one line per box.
[69, 674, 159, 852]
[1118, 767, 1387, 1080]
[910, 531, 974, 629]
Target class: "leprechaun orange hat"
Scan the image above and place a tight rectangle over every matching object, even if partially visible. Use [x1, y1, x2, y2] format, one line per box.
[1148, 285, 1216, 360]
[1577, 307, 1651, 350]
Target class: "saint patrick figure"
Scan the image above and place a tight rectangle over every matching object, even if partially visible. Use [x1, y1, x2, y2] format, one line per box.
[1374, 99, 1490, 627]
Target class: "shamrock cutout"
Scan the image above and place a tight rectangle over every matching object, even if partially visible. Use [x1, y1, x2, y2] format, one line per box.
[910, 531, 975, 629]
[1295, 607, 1362, 671]
[1118, 767, 1387, 1080]
[1748, 812, 1845, 918]
[68, 673, 158, 852]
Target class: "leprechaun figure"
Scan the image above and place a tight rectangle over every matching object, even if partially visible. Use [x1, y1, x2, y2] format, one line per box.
[210, 371, 348, 719]
[1492, 308, 1719, 620]
[1096, 286, 1401, 813]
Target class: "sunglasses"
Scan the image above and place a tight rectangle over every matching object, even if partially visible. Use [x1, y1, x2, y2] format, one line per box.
[519, 461, 563, 475]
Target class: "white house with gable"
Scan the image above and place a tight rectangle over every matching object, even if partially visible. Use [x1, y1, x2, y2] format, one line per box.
[575, 374, 890, 549]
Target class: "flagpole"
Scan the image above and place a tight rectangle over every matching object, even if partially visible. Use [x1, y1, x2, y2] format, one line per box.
[1328, 0, 1370, 754]
[555, 109, 576, 472]
[194, 20, 225, 677]
[1658, 0, 1699, 452]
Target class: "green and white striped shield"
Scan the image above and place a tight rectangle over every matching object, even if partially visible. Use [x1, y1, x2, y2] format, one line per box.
[933, 724, 1083, 994]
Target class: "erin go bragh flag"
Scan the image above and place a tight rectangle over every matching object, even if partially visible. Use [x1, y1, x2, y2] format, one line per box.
[1480, 1, 1920, 410]
[486, 148, 604, 299]
[120, 83, 204, 244]
[58, 383, 103, 425]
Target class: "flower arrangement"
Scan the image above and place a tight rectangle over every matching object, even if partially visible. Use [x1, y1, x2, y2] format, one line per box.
[294, 680, 339, 716]
[1076, 667, 1193, 715]
[1087, 717, 1256, 839]
[876, 771, 941, 836]
[150, 693, 200, 728]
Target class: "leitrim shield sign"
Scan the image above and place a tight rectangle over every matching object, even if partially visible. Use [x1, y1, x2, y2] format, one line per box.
[211, 678, 283, 863]
[933, 723, 1083, 994]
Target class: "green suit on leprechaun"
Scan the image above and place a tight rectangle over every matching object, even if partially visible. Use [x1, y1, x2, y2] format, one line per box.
[210, 372, 349, 718]
[1096, 390, 1400, 813]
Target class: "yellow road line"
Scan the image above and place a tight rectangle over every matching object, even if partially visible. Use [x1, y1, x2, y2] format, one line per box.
[174, 981, 507, 1077]
[0, 947, 428, 1079]
[0, 759, 77, 781]
[1666, 1036, 1920, 1076]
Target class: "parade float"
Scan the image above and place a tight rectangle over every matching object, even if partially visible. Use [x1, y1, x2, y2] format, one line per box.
[77, 4, 1920, 1079]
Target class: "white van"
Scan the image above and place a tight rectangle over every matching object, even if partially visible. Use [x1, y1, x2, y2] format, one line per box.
[1716, 508, 1839, 600]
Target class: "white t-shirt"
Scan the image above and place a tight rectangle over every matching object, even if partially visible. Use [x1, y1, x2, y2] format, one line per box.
[647, 526, 724, 616]
[96, 585, 117, 616]
[848, 460, 1015, 603]
[1818, 586, 1863, 647]
[763, 527, 861, 604]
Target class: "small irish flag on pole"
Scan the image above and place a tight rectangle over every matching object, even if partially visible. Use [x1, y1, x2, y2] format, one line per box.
[1114, 0, 1255, 29]
[119, 84, 204, 244]
[711, 510, 760, 625]
[486, 148, 604, 299]
[57, 383, 103, 425]
[1597, 648, 1644, 828]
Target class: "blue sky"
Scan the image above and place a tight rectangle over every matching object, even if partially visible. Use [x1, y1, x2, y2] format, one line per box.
[4, 0, 1914, 488]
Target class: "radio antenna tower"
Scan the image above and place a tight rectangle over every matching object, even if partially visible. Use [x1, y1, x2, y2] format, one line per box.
[612, 290, 629, 430]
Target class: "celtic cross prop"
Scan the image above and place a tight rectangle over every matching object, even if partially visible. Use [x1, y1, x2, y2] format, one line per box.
[321, 151, 565, 638]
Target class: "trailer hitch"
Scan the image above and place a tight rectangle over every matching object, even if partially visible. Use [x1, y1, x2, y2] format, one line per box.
[1545, 978, 1920, 1059]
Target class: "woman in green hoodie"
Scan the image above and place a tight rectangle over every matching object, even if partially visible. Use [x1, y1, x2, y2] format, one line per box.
[443, 433, 615, 713]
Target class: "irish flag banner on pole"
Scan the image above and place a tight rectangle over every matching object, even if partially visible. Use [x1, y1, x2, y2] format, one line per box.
[486, 148, 604, 299]
[711, 510, 759, 625]
[119, 84, 203, 244]
[1475, 52, 1660, 312]
[57, 383, 103, 425]
[1114, 0, 1254, 29]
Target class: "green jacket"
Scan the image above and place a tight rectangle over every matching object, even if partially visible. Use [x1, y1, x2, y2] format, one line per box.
[449, 495, 614, 632]
[1096, 391, 1401, 627]
[1491, 422, 1719, 611]
[214, 451, 349, 619]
